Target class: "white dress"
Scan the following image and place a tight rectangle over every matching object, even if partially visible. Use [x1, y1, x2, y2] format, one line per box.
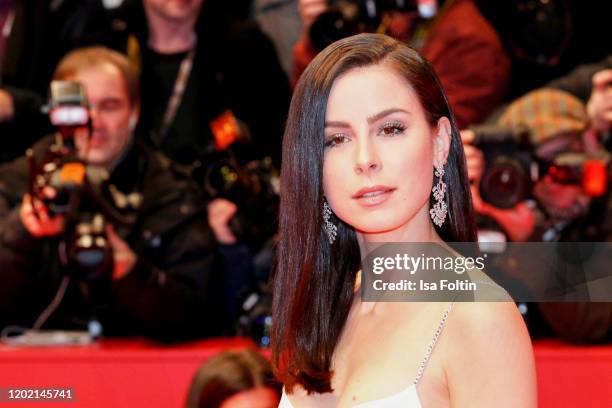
[278, 302, 454, 408]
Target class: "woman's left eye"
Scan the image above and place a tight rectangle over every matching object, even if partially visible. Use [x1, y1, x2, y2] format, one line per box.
[378, 122, 406, 136]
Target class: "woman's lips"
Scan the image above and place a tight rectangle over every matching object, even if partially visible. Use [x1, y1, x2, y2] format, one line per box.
[352, 186, 396, 207]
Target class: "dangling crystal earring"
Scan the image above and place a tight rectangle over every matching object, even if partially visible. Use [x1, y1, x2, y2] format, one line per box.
[430, 162, 447, 227]
[323, 200, 338, 244]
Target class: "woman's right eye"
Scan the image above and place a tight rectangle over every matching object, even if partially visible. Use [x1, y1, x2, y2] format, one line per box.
[325, 135, 350, 148]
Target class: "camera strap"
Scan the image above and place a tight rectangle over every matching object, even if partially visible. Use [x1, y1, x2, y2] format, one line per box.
[154, 48, 196, 145]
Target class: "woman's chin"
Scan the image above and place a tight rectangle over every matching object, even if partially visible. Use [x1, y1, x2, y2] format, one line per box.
[353, 221, 405, 237]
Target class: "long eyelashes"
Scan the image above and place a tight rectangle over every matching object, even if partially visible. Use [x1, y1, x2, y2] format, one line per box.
[324, 121, 407, 148]
[324, 135, 349, 148]
[378, 121, 407, 136]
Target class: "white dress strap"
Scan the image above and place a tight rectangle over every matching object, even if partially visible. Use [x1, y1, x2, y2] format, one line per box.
[413, 302, 454, 385]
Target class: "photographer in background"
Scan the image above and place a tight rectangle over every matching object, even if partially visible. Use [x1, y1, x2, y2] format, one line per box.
[0, 47, 245, 342]
[103, 0, 291, 168]
[463, 88, 599, 243]
[99, 1, 287, 292]
[293, 0, 510, 128]
[474, 87, 611, 243]
[463, 87, 612, 343]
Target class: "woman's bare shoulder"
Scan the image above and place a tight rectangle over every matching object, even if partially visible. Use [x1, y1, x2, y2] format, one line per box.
[465, 266, 514, 302]
[448, 301, 526, 337]
[443, 301, 537, 407]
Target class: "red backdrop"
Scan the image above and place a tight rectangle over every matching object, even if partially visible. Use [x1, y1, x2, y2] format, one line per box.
[0, 338, 610, 407]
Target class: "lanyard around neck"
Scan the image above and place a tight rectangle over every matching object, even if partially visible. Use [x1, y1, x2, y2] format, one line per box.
[155, 47, 196, 144]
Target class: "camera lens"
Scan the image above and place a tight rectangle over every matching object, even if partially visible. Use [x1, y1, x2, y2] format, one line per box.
[204, 159, 241, 198]
[480, 158, 531, 209]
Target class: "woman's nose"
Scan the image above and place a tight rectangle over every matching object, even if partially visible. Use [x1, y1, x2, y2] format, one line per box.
[354, 139, 381, 175]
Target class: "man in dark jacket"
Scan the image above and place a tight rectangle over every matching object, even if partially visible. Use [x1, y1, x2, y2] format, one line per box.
[106, 0, 291, 167]
[0, 46, 237, 342]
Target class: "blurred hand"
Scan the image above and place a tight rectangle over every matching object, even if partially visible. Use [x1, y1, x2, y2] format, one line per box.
[299, 0, 328, 29]
[533, 175, 591, 220]
[490, 201, 536, 242]
[0, 89, 15, 122]
[586, 69, 612, 134]
[207, 198, 238, 245]
[463, 144, 484, 183]
[106, 224, 136, 280]
[460, 129, 476, 144]
[19, 188, 65, 237]
[471, 184, 535, 241]
[460, 129, 485, 185]
[469, 183, 489, 216]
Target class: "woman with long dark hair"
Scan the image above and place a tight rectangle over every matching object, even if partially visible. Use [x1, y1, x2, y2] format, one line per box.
[272, 33, 536, 407]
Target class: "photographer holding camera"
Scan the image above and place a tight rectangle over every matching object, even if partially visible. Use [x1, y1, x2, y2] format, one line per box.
[94, 2, 287, 292]
[0, 46, 244, 342]
[464, 87, 609, 243]
[464, 86, 612, 343]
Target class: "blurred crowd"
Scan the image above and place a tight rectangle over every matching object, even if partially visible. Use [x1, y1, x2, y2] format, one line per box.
[0, 0, 611, 378]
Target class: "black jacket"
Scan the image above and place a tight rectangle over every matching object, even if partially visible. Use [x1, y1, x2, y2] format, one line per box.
[0, 136, 233, 341]
[106, 0, 291, 167]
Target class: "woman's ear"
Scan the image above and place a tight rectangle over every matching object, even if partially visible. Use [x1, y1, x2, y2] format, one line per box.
[434, 116, 452, 166]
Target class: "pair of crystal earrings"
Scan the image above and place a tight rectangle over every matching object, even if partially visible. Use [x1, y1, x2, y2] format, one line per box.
[322, 162, 447, 244]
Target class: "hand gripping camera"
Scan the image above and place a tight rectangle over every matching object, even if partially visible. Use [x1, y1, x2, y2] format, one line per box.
[472, 125, 610, 209]
[28, 81, 135, 280]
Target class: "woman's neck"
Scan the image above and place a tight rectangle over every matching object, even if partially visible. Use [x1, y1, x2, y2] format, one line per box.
[356, 205, 442, 257]
[145, 9, 197, 54]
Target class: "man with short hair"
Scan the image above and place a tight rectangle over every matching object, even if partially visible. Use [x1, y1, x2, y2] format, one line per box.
[0, 46, 234, 341]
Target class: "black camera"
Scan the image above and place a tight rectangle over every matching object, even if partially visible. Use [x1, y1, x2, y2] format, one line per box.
[309, 0, 419, 52]
[471, 125, 540, 209]
[191, 148, 279, 246]
[471, 125, 611, 209]
[32, 81, 92, 215]
[29, 81, 134, 280]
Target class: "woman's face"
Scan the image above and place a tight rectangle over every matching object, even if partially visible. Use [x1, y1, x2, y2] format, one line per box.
[322, 64, 450, 239]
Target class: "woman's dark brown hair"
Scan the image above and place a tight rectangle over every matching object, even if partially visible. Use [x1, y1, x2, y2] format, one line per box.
[185, 349, 281, 408]
[272, 33, 477, 393]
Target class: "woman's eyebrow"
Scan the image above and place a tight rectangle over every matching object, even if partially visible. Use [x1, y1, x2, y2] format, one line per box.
[324, 108, 410, 128]
[324, 120, 350, 128]
[366, 108, 411, 124]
